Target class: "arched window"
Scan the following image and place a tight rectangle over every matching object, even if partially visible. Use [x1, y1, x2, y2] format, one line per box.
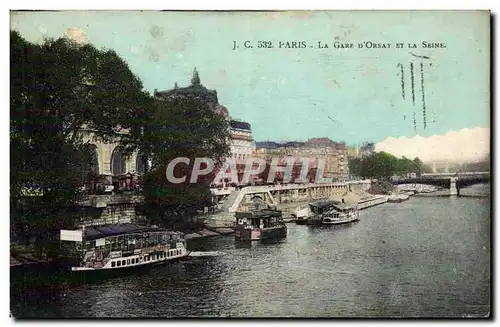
[111, 148, 126, 176]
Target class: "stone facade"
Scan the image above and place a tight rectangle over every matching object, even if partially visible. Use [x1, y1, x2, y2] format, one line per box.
[254, 138, 349, 181]
[77, 194, 145, 227]
[229, 120, 255, 163]
[80, 126, 141, 178]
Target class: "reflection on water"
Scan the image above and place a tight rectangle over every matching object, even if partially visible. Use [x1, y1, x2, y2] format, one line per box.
[460, 183, 490, 197]
[11, 195, 490, 318]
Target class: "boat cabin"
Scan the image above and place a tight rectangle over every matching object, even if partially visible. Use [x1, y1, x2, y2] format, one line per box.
[309, 200, 340, 216]
[331, 203, 357, 214]
[59, 223, 185, 267]
[235, 209, 284, 229]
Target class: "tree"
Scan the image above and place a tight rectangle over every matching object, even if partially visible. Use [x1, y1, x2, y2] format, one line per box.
[353, 151, 399, 180]
[349, 151, 435, 180]
[348, 157, 362, 178]
[10, 31, 150, 227]
[411, 157, 433, 175]
[136, 96, 231, 224]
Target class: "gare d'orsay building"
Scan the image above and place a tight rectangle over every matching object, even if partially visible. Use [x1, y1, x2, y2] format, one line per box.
[82, 68, 255, 188]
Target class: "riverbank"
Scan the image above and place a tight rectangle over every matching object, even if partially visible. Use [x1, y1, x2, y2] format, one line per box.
[10, 253, 54, 267]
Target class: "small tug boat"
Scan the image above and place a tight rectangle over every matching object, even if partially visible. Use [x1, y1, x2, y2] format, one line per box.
[59, 223, 188, 272]
[234, 207, 287, 242]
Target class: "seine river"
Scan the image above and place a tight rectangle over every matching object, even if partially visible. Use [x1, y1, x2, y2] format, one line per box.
[11, 185, 490, 318]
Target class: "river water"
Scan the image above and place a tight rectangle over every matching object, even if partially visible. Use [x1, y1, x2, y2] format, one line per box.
[11, 186, 490, 318]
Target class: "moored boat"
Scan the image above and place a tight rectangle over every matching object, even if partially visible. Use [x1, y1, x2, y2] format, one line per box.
[305, 199, 339, 225]
[356, 195, 388, 209]
[234, 207, 287, 242]
[292, 204, 310, 225]
[304, 200, 360, 225]
[321, 203, 360, 225]
[59, 223, 188, 272]
[388, 193, 410, 203]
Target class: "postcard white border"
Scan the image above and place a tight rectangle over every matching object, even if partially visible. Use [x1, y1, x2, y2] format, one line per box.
[2, 0, 497, 326]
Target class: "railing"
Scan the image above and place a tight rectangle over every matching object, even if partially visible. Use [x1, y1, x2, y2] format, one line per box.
[421, 172, 490, 177]
[83, 250, 110, 268]
[224, 180, 372, 213]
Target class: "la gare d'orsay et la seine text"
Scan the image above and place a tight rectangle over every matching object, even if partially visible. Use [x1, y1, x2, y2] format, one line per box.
[232, 40, 447, 50]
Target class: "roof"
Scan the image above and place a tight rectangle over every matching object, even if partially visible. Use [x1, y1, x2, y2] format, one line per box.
[154, 69, 219, 106]
[255, 141, 280, 149]
[230, 120, 252, 131]
[282, 141, 305, 148]
[154, 85, 219, 106]
[306, 137, 334, 145]
[235, 209, 283, 218]
[83, 223, 176, 241]
[331, 203, 356, 211]
[309, 199, 341, 209]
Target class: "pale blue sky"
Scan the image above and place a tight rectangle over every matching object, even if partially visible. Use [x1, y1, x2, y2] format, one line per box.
[10, 11, 490, 145]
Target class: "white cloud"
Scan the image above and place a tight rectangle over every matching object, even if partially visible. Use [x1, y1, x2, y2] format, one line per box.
[375, 127, 490, 163]
[64, 27, 87, 45]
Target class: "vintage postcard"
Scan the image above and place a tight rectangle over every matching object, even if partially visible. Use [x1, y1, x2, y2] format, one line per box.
[9, 10, 490, 318]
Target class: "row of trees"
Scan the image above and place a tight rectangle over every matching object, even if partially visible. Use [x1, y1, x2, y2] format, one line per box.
[348, 152, 431, 180]
[10, 30, 231, 228]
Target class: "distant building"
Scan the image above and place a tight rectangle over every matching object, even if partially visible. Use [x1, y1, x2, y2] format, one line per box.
[254, 137, 349, 181]
[347, 146, 360, 159]
[229, 119, 255, 163]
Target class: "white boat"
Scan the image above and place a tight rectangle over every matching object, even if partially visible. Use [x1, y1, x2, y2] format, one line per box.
[388, 193, 411, 203]
[356, 195, 388, 210]
[321, 203, 360, 225]
[59, 223, 188, 272]
[293, 204, 310, 218]
[292, 204, 310, 224]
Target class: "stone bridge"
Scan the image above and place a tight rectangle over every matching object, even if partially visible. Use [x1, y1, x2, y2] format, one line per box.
[391, 172, 490, 196]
